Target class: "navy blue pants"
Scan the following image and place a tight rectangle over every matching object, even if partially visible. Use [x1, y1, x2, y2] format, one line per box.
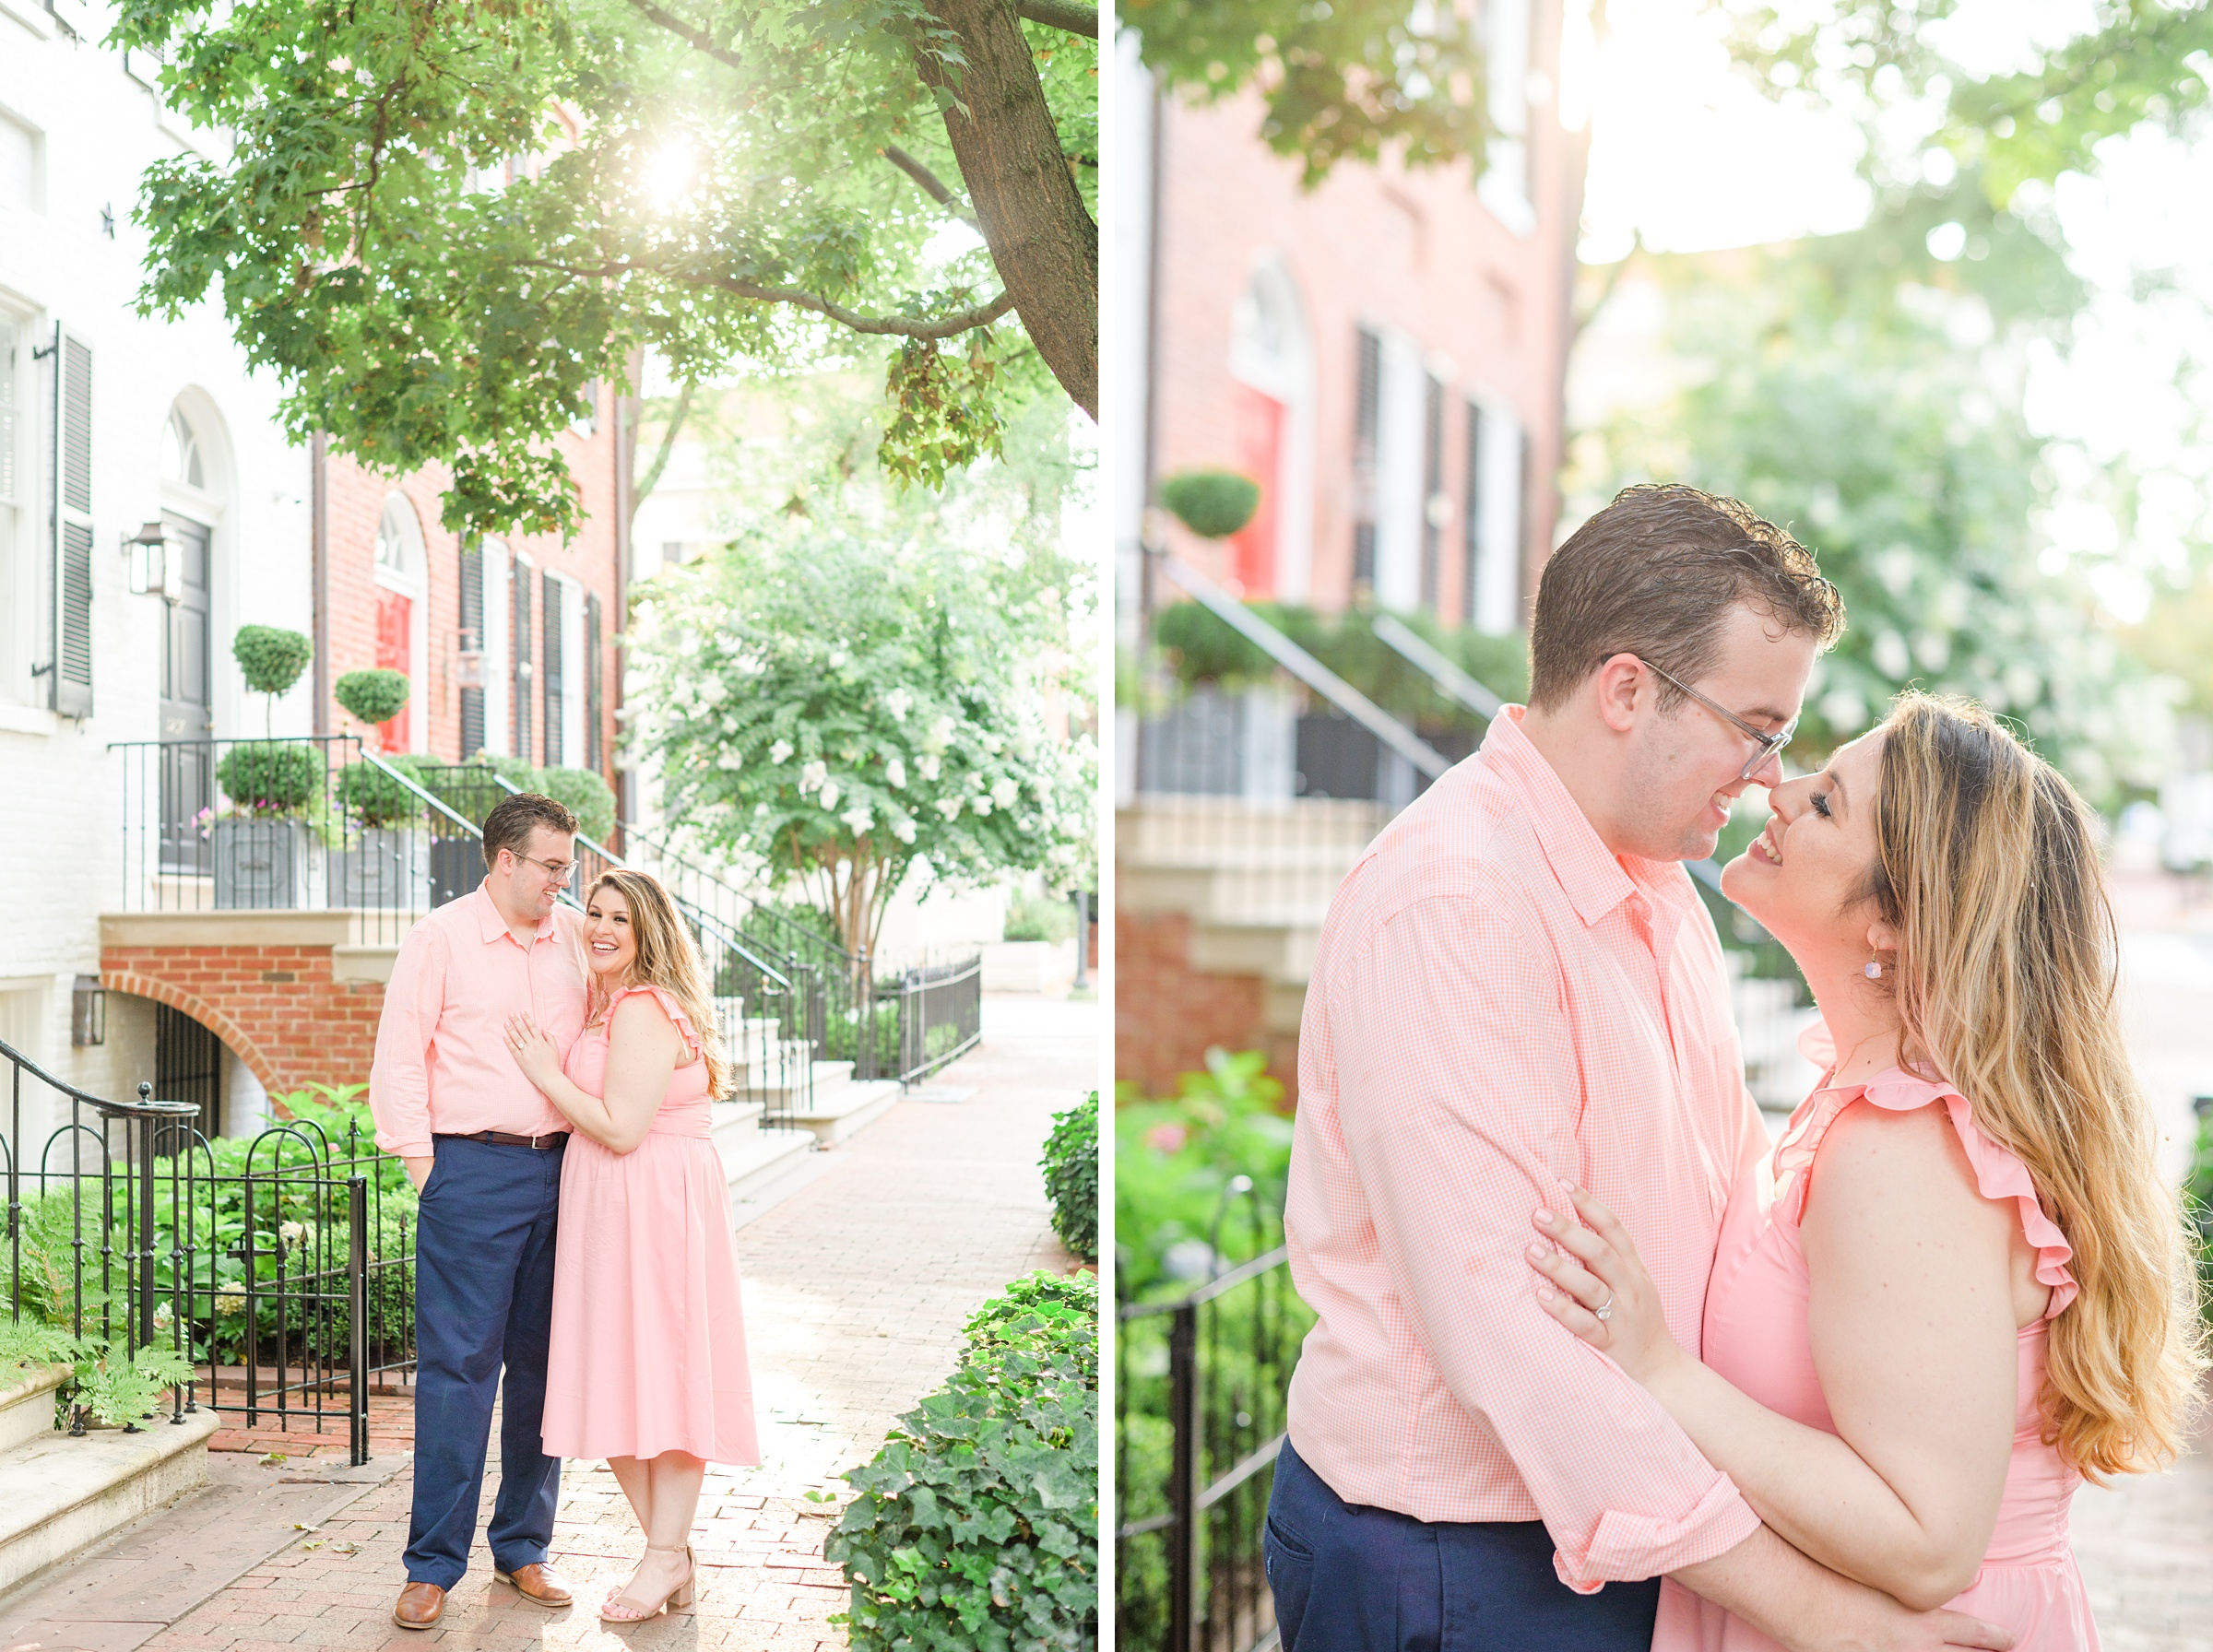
[1264, 1436, 1663, 1652]
[404, 1135, 566, 1589]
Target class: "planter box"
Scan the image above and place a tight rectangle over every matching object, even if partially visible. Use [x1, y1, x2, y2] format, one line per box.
[210, 819, 325, 911]
[328, 826, 432, 911]
[981, 938, 1073, 993]
[429, 836, 483, 908]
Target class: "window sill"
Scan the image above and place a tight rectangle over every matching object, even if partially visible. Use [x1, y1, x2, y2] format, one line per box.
[0, 0, 54, 38]
[0, 702, 61, 737]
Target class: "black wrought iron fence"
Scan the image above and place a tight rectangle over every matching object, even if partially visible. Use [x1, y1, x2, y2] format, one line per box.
[6, 1036, 414, 1464]
[880, 954, 983, 1084]
[1118, 1246, 1312, 1652]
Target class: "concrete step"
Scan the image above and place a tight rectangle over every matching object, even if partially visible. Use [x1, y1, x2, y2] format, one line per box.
[0, 1363, 221, 1595]
[714, 1115, 817, 1201]
[0, 1365, 67, 1457]
[783, 1078, 903, 1146]
[735, 1058, 858, 1105]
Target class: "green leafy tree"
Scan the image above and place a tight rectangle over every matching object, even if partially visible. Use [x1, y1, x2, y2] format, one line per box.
[628, 525, 1094, 956]
[1576, 237, 2170, 802]
[112, 0, 1098, 539]
[1124, 0, 1497, 185]
[1722, 0, 2213, 205]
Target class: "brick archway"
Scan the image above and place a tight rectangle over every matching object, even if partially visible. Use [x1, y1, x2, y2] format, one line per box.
[100, 914, 389, 1100]
[101, 969, 284, 1098]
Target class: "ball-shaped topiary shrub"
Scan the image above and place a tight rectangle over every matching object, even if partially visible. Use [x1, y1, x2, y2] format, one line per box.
[335, 753, 428, 829]
[231, 626, 314, 696]
[215, 740, 323, 816]
[334, 668, 411, 727]
[1157, 469, 1260, 540]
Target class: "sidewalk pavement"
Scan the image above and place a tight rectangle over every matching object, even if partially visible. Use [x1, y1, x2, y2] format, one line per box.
[0, 992, 1097, 1652]
[2072, 869, 2213, 1652]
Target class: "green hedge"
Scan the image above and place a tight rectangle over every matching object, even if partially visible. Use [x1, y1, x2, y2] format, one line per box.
[1152, 600, 1530, 733]
[335, 753, 430, 828]
[1040, 1092, 1097, 1263]
[828, 1271, 1097, 1650]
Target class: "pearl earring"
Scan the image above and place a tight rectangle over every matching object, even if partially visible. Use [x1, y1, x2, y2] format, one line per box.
[1864, 957, 1883, 980]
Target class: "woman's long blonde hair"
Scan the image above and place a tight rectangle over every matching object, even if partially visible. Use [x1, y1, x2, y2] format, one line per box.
[1866, 692, 2206, 1479]
[583, 868, 732, 1102]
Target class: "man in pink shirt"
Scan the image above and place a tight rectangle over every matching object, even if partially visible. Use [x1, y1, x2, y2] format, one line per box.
[1267, 486, 2012, 1650]
[370, 793, 591, 1631]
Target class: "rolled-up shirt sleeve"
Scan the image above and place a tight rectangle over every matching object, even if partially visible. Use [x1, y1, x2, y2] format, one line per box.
[369, 922, 447, 1158]
[1332, 895, 1759, 1587]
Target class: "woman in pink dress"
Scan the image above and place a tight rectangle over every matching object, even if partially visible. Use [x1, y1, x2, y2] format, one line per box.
[1525, 693, 2205, 1651]
[503, 868, 759, 1622]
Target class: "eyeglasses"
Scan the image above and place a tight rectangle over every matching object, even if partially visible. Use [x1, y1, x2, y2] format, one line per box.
[1633, 656, 1796, 783]
[509, 851, 579, 884]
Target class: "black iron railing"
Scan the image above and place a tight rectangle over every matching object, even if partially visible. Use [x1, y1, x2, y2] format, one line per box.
[880, 955, 983, 1084]
[3, 1037, 413, 1465]
[112, 736, 485, 945]
[1118, 1245, 1312, 1652]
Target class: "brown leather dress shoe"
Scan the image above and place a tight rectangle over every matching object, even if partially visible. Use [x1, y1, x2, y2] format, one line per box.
[493, 1562, 575, 1608]
[392, 1580, 445, 1630]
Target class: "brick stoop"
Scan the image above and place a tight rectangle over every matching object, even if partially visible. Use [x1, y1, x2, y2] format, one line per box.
[1115, 796, 1382, 1097]
[0, 1366, 222, 1596]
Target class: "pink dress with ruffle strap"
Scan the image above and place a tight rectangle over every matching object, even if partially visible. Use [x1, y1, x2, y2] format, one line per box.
[1654, 1021, 2094, 1651]
[541, 984, 760, 1465]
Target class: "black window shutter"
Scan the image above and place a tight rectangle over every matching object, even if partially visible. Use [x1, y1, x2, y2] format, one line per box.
[1352, 327, 1381, 594]
[513, 556, 533, 763]
[1421, 372, 1444, 613]
[458, 541, 484, 758]
[52, 327, 93, 718]
[541, 569, 563, 768]
[585, 591, 602, 774]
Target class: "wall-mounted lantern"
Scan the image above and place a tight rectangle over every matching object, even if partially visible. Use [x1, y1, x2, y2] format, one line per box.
[456, 627, 486, 690]
[71, 974, 106, 1047]
[124, 521, 181, 603]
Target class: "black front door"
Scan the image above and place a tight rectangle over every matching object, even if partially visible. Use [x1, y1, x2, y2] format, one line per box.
[159, 514, 213, 873]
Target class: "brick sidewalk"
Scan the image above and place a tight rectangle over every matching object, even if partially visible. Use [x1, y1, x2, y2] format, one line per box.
[120, 993, 1096, 1652]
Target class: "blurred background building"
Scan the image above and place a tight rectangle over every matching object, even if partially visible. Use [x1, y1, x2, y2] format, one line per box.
[1113, 2, 1582, 1094]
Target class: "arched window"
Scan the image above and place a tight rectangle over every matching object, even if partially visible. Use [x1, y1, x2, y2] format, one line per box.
[160, 407, 205, 490]
[374, 496, 420, 583]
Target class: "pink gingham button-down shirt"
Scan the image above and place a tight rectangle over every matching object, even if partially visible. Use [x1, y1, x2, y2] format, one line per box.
[368, 883, 590, 1158]
[1284, 707, 1768, 1589]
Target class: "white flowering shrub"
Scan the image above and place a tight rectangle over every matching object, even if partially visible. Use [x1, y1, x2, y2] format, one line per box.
[628, 527, 1094, 956]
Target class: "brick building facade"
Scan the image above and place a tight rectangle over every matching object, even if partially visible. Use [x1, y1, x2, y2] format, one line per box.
[314, 398, 625, 773]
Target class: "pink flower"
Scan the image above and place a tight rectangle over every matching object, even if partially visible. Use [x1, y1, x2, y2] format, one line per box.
[1143, 1123, 1188, 1155]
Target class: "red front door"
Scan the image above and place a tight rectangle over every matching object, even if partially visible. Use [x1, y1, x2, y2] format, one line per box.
[1229, 381, 1284, 597]
[374, 589, 411, 752]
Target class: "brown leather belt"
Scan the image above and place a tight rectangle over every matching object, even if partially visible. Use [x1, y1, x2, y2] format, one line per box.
[433, 1129, 570, 1150]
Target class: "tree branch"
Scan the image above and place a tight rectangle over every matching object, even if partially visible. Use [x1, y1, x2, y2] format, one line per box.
[883, 144, 980, 231]
[514, 257, 1017, 338]
[632, 378, 696, 523]
[1016, 0, 1095, 36]
[698, 274, 1017, 337]
[621, 0, 746, 72]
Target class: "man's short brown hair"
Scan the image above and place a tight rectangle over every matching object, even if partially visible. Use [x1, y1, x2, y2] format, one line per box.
[482, 792, 578, 870]
[1528, 483, 1844, 712]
